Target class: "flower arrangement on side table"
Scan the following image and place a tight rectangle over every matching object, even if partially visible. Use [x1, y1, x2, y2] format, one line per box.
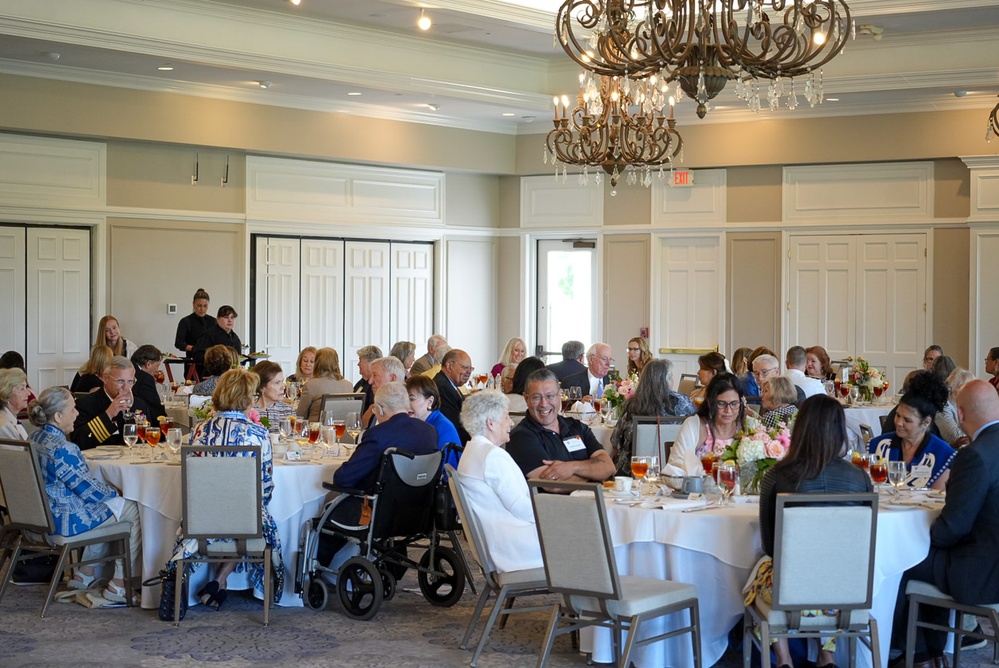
[715, 415, 793, 494]
[845, 356, 886, 403]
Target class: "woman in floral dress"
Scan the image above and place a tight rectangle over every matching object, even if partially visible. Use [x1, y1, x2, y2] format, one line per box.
[669, 373, 748, 475]
[177, 368, 283, 607]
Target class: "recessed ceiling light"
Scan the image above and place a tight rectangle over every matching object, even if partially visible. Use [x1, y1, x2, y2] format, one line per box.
[826, 97, 839, 101]
[426, 103, 440, 111]
[502, 112, 515, 117]
[157, 64, 174, 71]
[44, 52, 61, 62]
[417, 9, 432, 31]
[347, 92, 362, 96]
[289, 0, 301, 5]
[258, 81, 272, 89]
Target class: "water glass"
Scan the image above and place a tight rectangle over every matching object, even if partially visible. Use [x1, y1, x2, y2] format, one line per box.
[279, 418, 292, 441]
[716, 463, 738, 505]
[887, 460, 907, 498]
[166, 428, 183, 457]
[122, 423, 137, 454]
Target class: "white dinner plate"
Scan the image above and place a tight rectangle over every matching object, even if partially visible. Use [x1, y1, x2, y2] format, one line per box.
[883, 503, 918, 511]
[604, 490, 638, 499]
[95, 445, 123, 452]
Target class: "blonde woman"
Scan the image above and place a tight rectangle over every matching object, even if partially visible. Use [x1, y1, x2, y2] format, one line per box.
[95, 315, 129, 358]
[297, 347, 353, 422]
[625, 337, 653, 377]
[287, 346, 317, 384]
[491, 337, 526, 378]
[71, 344, 114, 394]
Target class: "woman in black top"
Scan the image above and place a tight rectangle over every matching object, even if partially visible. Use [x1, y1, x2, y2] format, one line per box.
[754, 394, 872, 668]
[193, 305, 242, 365]
[175, 288, 212, 355]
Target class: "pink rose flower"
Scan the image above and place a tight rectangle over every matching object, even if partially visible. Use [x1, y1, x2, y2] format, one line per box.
[766, 441, 786, 458]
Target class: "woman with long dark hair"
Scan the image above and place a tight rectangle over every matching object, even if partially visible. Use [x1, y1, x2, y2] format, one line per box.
[751, 394, 872, 668]
[668, 372, 747, 475]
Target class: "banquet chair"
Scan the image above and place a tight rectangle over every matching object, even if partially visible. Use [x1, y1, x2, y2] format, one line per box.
[743, 492, 880, 668]
[879, 415, 889, 433]
[633, 416, 685, 463]
[319, 392, 364, 424]
[859, 424, 874, 447]
[0, 438, 134, 618]
[678, 374, 699, 396]
[529, 480, 702, 668]
[904, 581, 999, 668]
[445, 465, 550, 667]
[175, 444, 272, 626]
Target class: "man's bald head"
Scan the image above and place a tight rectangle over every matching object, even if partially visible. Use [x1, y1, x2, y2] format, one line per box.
[956, 379, 999, 438]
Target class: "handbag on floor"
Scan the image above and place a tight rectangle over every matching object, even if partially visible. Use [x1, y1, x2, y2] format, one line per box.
[143, 562, 188, 621]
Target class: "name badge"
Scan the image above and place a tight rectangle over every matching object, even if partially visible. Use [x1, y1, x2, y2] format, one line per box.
[911, 464, 931, 479]
[563, 436, 586, 453]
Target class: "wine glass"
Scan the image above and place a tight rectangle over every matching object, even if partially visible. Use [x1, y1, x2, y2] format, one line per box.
[122, 423, 137, 455]
[630, 456, 650, 495]
[345, 412, 362, 448]
[333, 419, 346, 446]
[870, 458, 888, 493]
[644, 456, 660, 493]
[887, 460, 907, 499]
[145, 426, 161, 462]
[166, 428, 183, 458]
[717, 462, 737, 506]
[849, 385, 860, 405]
[700, 451, 716, 477]
[279, 418, 292, 442]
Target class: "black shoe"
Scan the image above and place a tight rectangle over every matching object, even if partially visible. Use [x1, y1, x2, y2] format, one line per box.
[961, 625, 988, 651]
[196, 580, 220, 606]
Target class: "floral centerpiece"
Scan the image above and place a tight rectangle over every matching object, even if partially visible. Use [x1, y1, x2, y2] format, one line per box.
[845, 356, 886, 403]
[602, 376, 637, 417]
[715, 415, 792, 494]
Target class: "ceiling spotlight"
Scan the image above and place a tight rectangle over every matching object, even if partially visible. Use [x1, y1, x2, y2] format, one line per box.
[289, 0, 301, 5]
[502, 112, 515, 117]
[426, 103, 440, 111]
[157, 64, 174, 71]
[44, 52, 61, 62]
[258, 81, 272, 89]
[954, 90, 968, 98]
[347, 91, 362, 96]
[417, 9, 431, 31]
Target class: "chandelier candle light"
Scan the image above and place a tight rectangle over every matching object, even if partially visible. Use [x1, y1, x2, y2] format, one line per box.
[988, 95, 999, 143]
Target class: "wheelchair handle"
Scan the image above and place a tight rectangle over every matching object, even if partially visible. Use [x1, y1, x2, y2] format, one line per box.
[387, 447, 415, 460]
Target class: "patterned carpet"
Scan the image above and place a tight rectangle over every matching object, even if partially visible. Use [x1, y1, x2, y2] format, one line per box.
[1, 558, 996, 668]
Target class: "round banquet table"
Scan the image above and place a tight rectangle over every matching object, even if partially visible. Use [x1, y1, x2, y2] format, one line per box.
[844, 405, 892, 438]
[85, 449, 343, 609]
[584, 495, 937, 668]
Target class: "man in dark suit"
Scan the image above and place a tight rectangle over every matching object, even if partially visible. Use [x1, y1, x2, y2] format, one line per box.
[317, 382, 438, 566]
[546, 340, 586, 381]
[131, 344, 166, 424]
[889, 380, 999, 668]
[71, 356, 152, 450]
[560, 342, 613, 400]
[433, 348, 472, 444]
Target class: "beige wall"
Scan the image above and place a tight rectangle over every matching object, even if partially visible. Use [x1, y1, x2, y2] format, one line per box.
[495, 236, 525, 354]
[604, 184, 651, 226]
[932, 226, 971, 368]
[727, 166, 783, 224]
[727, 232, 782, 353]
[603, 235, 651, 355]
[444, 173, 500, 228]
[933, 159, 971, 220]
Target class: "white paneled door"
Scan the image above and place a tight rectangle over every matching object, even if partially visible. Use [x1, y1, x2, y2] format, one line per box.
[788, 233, 927, 390]
[390, 242, 433, 353]
[656, 235, 723, 381]
[0, 226, 26, 364]
[301, 239, 345, 364]
[254, 237, 301, 374]
[26, 227, 91, 390]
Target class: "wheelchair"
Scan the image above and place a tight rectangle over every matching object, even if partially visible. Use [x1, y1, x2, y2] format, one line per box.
[294, 447, 467, 620]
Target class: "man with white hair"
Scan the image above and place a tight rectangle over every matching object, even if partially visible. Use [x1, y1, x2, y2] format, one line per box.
[363, 356, 406, 427]
[561, 342, 614, 400]
[751, 353, 784, 401]
[410, 334, 447, 376]
[71, 355, 152, 450]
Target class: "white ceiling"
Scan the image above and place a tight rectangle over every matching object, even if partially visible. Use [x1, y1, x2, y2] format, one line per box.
[1, 0, 998, 136]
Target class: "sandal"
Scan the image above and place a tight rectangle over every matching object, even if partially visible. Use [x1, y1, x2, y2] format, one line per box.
[102, 580, 128, 603]
[68, 571, 98, 591]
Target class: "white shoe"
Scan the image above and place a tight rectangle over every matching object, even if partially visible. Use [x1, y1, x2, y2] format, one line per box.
[102, 581, 128, 603]
[68, 571, 98, 591]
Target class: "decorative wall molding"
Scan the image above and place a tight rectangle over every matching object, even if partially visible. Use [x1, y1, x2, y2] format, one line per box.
[651, 169, 727, 227]
[0, 133, 105, 209]
[961, 156, 999, 223]
[519, 176, 603, 229]
[783, 162, 934, 223]
[246, 157, 444, 227]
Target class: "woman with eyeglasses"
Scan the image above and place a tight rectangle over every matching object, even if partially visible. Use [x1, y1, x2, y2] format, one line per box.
[668, 373, 749, 475]
[625, 337, 652, 377]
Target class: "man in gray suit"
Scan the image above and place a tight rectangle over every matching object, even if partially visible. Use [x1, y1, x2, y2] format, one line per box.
[889, 380, 999, 668]
[410, 334, 447, 376]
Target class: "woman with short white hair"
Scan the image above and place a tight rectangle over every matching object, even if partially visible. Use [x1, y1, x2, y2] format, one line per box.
[0, 368, 31, 439]
[457, 390, 541, 573]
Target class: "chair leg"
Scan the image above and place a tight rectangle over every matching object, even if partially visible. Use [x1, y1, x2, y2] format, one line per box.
[0, 540, 24, 604]
[472, 586, 514, 667]
[461, 586, 492, 650]
[869, 617, 882, 668]
[174, 559, 185, 626]
[906, 597, 919, 668]
[620, 616, 640, 668]
[40, 546, 70, 618]
[691, 599, 703, 668]
[536, 604, 562, 668]
[759, 620, 772, 668]
[849, 634, 858, 668]
[121, 534, 134, 608]
[263, 548, 272, 627]
[497, 595, 516, 630]
[743, 611, 753, 668]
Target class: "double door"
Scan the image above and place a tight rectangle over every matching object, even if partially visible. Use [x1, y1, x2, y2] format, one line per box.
[253, 236, 433, 382]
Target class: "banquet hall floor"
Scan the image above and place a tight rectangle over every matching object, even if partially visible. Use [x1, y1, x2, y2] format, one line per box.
[0, 561, 995, 667]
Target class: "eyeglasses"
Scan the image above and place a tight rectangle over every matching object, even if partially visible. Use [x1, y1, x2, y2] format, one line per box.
[527, 392, 560, 404]
[752, 367, 778, 379]
[107, 377, 136, 387]
[627, 347, 641, 352]
[715, 400, 741, 411]
[590, 355, 614, 364]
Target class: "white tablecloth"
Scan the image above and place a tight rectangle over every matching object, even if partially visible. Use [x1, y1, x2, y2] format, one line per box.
[845, 406, 892, 438]
[584, 498, 937, 668]
[590, 423, 614, 453]
[88, 451, 342, 609]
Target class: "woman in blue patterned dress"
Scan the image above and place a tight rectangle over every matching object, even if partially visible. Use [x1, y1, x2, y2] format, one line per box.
[869, 371, 955, 490]
[181, 368, 283, 608]
[30, 387, 142, 603]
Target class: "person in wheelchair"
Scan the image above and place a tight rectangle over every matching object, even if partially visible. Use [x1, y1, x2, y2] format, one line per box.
[316, 382, 438, 569]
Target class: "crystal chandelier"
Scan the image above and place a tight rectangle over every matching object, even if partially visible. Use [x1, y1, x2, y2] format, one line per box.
[544, 71, 684, 189]
[556, 0, 853, 118]
[989, 96, 999, 143]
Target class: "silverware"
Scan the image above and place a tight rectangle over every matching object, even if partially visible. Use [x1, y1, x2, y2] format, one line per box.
[682, 503, 720, 513]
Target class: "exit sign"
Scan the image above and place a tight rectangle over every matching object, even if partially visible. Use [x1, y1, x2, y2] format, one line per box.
[672, 170, 694, 187]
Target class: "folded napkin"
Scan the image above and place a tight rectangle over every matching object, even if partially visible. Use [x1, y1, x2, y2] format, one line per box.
[570, 401, 597, 418]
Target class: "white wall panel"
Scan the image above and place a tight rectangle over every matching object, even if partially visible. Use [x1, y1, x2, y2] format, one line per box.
[651, 169, 727, 227]
[963, 156, 999, 222]
[444, 238, 496, 373]
[344, 241, 391, 383]
[255, 237, 300, 375]
[301, 239, 345, 359]
[0, 227, 26, 360]
[520, 176, 603, 229]
[783, 162, 933, 223]
[0, 134, 105, 208]
[971, 228, 999, 377]
[390, 243, 434, 351]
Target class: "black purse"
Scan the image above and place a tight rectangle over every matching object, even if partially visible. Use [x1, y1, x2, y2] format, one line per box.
[143, 562, 188, 622]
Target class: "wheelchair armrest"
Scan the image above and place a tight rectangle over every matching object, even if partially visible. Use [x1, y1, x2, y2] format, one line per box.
[322, 482, 366, 495]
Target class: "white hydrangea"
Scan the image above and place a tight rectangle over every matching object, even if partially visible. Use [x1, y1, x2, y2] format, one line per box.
[736, 438, 767, 466]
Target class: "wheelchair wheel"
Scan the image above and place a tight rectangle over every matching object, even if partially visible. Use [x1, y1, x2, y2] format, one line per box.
[418, 545, 465, 607]
[379, 568, 397, 602]
[304, 576, 328, 611]
[336, 557, 384, 621]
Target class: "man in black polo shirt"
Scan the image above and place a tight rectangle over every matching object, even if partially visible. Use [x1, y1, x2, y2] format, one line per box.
[506, 368, 615, 492]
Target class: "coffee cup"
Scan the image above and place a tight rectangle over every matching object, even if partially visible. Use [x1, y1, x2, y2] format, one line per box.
[613, 476, 633, 493]
[682, 476, 704, 494]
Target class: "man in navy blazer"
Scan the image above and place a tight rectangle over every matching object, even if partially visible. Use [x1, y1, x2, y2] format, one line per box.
[433, 348, 472, 444]
[71, 356, 152, 450]
[889, 380, 999, 668]
[546, 340, 586, 381]
[560, 342, 614, 401]
[318, 382, 437, 567]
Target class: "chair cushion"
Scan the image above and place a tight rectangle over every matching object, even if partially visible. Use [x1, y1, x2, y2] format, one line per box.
[496, 567, 547, 587]
[752, 598, 870, 629]
[906, 580, 999, 611]
[206, 539, 268, 555]
[46, 520, 131, 546]
[569, 576, 697, 619]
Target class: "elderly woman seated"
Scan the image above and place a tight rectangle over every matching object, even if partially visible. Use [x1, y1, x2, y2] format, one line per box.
[759, 376, 799, 429]
[297, 347, 354, 423]
[191, 344, 234, 396]
[457, 389, 542, 573]
[0, 367, 31, 439]
[29, 387, 142, 603]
